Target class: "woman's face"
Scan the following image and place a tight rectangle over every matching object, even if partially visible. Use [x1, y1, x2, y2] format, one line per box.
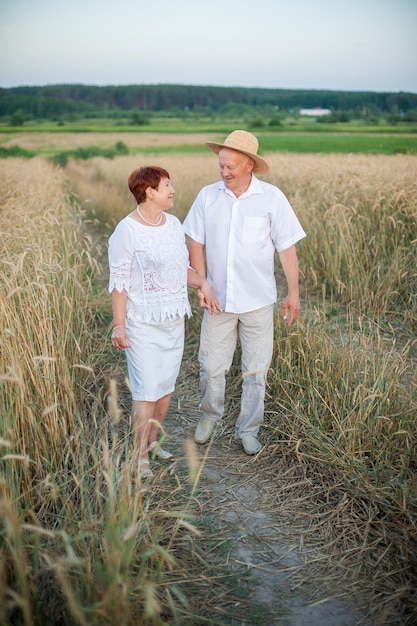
[152, 177, 175, 210]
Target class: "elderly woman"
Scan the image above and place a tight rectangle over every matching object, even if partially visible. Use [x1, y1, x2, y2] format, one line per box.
[109, 166, 220, 478]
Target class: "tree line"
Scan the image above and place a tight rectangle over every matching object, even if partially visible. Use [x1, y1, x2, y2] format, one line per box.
[1, 83, 416, 121]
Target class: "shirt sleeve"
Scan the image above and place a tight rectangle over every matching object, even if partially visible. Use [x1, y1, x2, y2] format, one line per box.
[108, 220, 134, 294]
[270, 189, 306, 252]
[182, 189, 206, 244]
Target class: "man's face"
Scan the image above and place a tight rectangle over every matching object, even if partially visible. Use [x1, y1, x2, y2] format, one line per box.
[218, 148, 254, 194]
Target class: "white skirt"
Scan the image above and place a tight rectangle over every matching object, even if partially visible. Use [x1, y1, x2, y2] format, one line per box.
[125, 316, 185, 402]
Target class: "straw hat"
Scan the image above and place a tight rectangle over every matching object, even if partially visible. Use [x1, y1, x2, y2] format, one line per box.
[206, 129, 270, 174]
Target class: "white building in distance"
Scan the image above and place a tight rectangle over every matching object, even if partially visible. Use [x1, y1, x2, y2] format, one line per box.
[299, 107, 331, 116]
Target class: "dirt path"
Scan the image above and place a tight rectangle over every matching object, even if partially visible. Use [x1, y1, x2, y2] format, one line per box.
[168, 388, 370, 626]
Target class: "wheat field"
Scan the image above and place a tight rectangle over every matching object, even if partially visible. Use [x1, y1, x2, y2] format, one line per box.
[1, 149, 416, 624]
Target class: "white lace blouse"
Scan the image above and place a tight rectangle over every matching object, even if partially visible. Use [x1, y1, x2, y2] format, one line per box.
[108, 212, 192, 324]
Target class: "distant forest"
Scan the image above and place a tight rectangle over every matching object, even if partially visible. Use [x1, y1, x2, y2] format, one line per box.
[1, 83, 417, 121]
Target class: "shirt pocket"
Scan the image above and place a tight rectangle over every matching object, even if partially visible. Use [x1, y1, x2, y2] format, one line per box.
[242, 216, 269, 244]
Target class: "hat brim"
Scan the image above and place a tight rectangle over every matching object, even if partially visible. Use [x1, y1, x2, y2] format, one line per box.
[205, 141, 270, 174]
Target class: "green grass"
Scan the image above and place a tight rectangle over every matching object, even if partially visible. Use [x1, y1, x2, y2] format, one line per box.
[1, 116, 417, 160]
[1, 133, 416, 162]
[117, 133, 417, 156]
[259, 133, 417, 154]
[1, 116, 417, 135]
[0, 119, 234, 134]
[50, 141, 130, 166]
[0, 145, 36, 158]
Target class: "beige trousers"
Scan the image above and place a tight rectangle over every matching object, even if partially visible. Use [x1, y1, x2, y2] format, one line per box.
[198, 304, 274, 439]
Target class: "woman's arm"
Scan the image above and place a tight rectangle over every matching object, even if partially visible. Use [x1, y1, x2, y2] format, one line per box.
[186, 237, 221, 314]
[187, 268, 222, 314]
[111, 288, 130, 350]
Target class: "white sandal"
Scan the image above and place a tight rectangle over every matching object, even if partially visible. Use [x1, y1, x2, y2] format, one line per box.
[148, 441, 174, 461]
[139, 458, 154, 478]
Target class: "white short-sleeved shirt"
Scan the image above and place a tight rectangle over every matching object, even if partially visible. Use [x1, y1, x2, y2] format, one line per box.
[182, 175, 306, 314]
[108, 212, 192, 324]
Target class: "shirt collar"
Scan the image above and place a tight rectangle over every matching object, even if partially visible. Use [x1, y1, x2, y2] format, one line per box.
[218, 174, 263, 198]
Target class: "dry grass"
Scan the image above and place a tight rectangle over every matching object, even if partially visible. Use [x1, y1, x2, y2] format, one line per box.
[0, 132, 216, 155]
[68, 151, 417, 333]
[65, 153, 219, 229]
[267, 153, 417, 332]
[1, 148, 416, 625]
[0, 158, 97, 490]
[0, 131, 214, 149]
[1, 158, 236, 626]
[175, 324, 417, 625]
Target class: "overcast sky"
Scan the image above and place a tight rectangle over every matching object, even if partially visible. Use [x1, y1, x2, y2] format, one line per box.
[1, 0, 416, 92]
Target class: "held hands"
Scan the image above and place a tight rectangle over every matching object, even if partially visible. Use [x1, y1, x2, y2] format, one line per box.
[197, 281, 222, 315]
[111, 326, 130, 350]
[282, 294, 301, 326]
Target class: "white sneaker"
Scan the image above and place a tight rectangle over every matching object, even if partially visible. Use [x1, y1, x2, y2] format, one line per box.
[194, 418, 216, 444]
[241, 435, 262, 455]
[148, 441, 173, 461]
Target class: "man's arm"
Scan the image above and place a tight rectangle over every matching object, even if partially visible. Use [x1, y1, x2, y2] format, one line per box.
[278, 245, 301, 326]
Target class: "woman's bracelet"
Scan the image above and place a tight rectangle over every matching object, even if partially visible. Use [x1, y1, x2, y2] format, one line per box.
[112, 325, 125, 331]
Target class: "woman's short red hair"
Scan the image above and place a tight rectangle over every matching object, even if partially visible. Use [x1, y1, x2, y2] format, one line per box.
[128, 166, 170, 203]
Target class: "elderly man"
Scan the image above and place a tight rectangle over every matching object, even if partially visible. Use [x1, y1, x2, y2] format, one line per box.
[183, 130, 306, 455]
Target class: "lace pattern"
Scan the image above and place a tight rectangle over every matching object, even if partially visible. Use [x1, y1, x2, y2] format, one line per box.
[108, 256, 131, 293]
[108, 213, 192, 324]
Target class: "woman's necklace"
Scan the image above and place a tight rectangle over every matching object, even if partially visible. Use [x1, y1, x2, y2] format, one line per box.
[137, 206, 163, 226]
